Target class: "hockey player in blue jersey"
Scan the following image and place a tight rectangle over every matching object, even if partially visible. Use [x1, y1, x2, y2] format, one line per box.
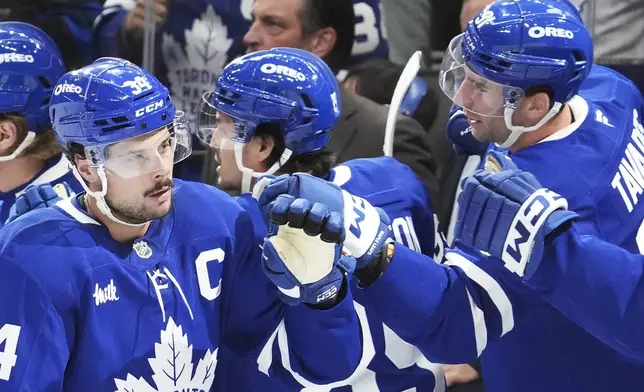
[255, 1, 644, 391]
[454, 150, 644, 363]
[197, 47, 446, 390]
[0, 57, 363, 391]
[0, 22, 81, 227]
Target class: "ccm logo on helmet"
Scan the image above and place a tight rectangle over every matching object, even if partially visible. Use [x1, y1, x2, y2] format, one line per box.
[135, 100, 164, 118]
[0, 53, 34, 63]
[260, 63, 306, 81]
[528, 26, 574, 39]
[54, 82, 83, 95]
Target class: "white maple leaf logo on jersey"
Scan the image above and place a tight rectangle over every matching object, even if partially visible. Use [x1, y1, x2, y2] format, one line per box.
[161, 5, 233, 120]
[113, 318, 217, 392]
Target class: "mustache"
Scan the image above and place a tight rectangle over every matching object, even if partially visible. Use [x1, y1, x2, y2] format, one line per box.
[144, 178, 174, 196]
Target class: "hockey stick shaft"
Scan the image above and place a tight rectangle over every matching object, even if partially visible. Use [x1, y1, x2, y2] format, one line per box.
[383, 51, 423, 157]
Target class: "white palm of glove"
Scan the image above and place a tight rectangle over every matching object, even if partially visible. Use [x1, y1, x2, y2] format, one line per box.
[270, 226, 336, 284]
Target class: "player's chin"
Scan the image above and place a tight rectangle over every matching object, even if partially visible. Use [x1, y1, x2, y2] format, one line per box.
[470, 120, 497, 142]
[145, 201, 173, 221]
[469, 124, 489, 142]
[146, 188, 173, 215]
[217, 176, 241, 193]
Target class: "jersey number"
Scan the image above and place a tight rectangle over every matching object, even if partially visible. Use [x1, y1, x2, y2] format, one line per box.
[391, 216, 421, 252]
[0, 324, 20, 381]
[352, 2, 387, 56]
[123, 76, 153, 95]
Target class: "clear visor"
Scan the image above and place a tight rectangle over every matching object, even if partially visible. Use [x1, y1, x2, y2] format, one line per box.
[197, 91, 252, 150]
[439, 34, 524, 118]
[87, 111, 192, 178]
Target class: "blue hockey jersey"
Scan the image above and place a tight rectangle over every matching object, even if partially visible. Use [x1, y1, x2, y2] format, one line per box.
[357, 66, 644, 392]
[348, 0, 390, 68]
[330, 157, 443, 259]
[0, 154, 80, 228]
[230, 157, 446, 392]
[505, 65, 644, 364]
[528, 220, 644, 363]
[0, 180, 361, 391]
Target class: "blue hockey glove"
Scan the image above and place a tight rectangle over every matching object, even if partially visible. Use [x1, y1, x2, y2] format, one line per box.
[455, 150, 579, 278]
[262, 193, 355, 306]
[258, 173, 392, 270]
[6, 182, 71, 224]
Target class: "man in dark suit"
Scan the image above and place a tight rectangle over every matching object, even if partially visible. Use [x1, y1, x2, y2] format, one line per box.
[202, 0, 440, 206]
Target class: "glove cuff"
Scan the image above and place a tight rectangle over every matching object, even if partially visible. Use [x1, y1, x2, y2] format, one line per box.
[355, 242, 395, 288]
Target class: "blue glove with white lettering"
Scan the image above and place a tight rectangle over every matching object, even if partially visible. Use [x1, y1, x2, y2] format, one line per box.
[455, 150, 579, 278]
[258, 173, 392, 270]
[261, 193, 355, 306]
[6, 182, 71, 224]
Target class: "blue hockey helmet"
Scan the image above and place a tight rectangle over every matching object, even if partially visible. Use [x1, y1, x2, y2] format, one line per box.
[49, 57, 192, 179]
[198, 47, 341, 192]
[0, 22, 66, 160]
[197, 47, 341, 156]
[439, 0, 593, 147]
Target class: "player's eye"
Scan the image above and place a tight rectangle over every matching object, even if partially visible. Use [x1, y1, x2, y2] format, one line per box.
[473, 81, 488, 91]
[133, 153, 148, 162]
[159, 139, 173, 153]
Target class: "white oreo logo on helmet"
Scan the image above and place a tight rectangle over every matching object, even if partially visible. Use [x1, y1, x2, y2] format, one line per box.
[260, 63, 307, 81]
[0, 53, 34, 64]
[528, 26, 575, 39]
[54, 82, 83, 95]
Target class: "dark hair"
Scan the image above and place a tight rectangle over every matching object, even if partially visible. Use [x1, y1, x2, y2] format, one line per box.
[0, 113, 61, 160]
[298, 0, 355, 73]
[255, 122, 336, 178]
[346, 59, 440, 130]
[525, 84, 558, 111]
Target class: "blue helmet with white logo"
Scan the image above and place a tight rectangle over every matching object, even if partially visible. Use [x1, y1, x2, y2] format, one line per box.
[49, 57, 192, 176]
[0, 22, 65, 134]
[198, 47, 341, 156]
[439, 0, 593, 147]
[49, 57, 192, 227]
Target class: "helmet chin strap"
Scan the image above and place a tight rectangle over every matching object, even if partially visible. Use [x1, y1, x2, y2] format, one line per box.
[497, 102, 562, 149]
[0, 131, 36, 162]
[71, 165, 148, 228]
[233, 142, 292, 194]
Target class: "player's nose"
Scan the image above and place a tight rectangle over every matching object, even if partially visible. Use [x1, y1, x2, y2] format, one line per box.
[243, 25, 261, 52]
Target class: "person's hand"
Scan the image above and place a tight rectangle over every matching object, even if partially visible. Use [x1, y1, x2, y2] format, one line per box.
[443, 364, 481, 387]
[257, 173, 392, 270]
[455, 150, 579, 277]
[123, 0, 168, 34]
[261, 194, 355, 306]
[6, 183, 72, 224]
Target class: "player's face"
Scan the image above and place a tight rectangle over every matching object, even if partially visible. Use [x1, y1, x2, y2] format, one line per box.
[104, 128, 175, 224]
[209, 113, 267, 193]
[244, 0, 314, 53]
[212, 113, 243, 192]
[463, 110, 511, 144]
[457, 68, 511, 143]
